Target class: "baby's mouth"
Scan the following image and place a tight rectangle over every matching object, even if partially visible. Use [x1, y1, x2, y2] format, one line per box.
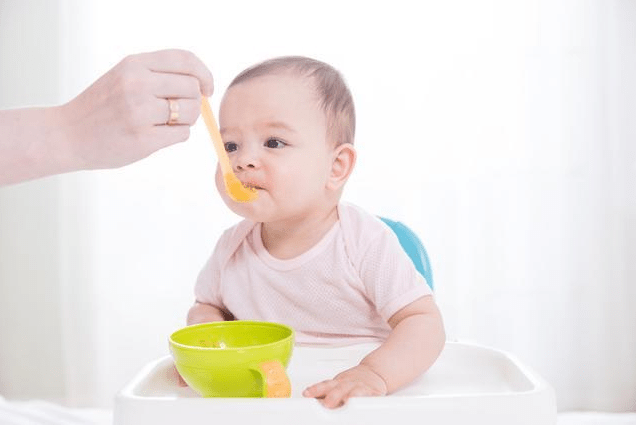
[242, 182, 264, 191]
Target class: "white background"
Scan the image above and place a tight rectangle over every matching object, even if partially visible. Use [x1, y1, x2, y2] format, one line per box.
[0, 0, 634, 412]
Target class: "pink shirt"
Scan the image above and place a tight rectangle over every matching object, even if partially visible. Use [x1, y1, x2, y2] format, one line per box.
[194, 202, 432, 346]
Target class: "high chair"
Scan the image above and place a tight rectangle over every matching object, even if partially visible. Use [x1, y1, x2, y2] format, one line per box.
[114, 218, 556, 425]
[379, 217, 433, 290]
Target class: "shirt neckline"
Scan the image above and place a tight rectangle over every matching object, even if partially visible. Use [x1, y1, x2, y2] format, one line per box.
[252, 217, 341, 271]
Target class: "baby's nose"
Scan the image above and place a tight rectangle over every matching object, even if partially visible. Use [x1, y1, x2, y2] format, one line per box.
[234, 147, 259, 171]
[236, 162, 256, 171]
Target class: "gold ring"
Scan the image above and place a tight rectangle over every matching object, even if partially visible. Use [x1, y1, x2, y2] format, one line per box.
[167, 99, 179, 125]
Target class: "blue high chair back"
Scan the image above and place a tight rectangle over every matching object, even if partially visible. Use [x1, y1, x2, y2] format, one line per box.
[379, 217, 433, 291]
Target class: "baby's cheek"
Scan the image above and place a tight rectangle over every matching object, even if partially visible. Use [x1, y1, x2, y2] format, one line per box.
[214, 165, 235, 209]
[214, 165, 224, 194]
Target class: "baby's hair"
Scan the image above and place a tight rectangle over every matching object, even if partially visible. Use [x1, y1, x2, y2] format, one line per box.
[229, 56, 355, 147]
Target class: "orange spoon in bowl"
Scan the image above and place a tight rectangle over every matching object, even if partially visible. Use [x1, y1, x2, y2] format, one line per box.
[200, 97, 257, 203]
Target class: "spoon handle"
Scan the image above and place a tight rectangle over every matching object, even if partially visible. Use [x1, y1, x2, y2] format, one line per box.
[201, 97, 232, 175]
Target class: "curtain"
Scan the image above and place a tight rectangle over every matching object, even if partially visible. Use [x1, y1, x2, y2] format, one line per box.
[0, 0, 633, 411]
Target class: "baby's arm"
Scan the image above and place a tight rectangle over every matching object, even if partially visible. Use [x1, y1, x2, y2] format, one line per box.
[359, 295, 445, 392]
[186, 301, 226, 325]
[171, 301, 227, 386]
[303, 295, 445, 408]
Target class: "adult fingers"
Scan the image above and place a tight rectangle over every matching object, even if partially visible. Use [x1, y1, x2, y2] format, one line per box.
[151, 72, 202, 100]
[148, 125, 191, 150]
[150, 97, 201, 126]
[138, 49, 214, 96]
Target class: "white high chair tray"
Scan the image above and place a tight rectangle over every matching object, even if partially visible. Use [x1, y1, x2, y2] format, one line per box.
[114, 341, 556, 425]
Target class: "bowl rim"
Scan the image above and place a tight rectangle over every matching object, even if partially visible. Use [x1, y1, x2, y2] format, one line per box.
[169, 320, 294, 351]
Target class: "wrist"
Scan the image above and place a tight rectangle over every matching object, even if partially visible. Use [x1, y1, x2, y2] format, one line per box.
[26, 105, 77, 178]
[52, 101, 83, 172]
[358, 362, 389, 394]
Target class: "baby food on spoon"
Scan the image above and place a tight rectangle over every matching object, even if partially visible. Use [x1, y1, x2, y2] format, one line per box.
[201, 97, 258, 203]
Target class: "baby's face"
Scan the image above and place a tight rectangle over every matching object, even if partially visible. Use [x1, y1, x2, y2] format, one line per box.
[217, 73, 335, 223]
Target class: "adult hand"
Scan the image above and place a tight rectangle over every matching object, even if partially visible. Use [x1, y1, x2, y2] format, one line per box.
[302, 364, 388, 409]
[0, 49, 214, 185]
[60, 49, 213, 169]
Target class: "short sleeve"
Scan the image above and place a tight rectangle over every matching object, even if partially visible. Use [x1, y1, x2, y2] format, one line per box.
[194, 219, 256, 308]
[194, 243, 224, 307]
[358, 224, 432, 322]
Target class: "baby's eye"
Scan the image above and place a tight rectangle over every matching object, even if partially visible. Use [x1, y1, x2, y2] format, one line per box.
[224, 142, 238, 152]
[264, 138, 286, 149]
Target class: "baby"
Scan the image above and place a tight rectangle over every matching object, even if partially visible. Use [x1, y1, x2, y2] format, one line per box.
[187, 56, 445, 408]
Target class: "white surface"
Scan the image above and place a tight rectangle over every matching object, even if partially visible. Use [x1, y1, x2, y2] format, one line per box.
[1, 398, 634, 425]
[558, 413, 636, 425]
[0, 396, 112, 425]
[0, 0, 67, 402]
[114, 341, 556, 425]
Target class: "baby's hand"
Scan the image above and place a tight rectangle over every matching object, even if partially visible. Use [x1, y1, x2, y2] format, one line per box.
[168, 363, 188, 387]
[302, 364, 388, 409]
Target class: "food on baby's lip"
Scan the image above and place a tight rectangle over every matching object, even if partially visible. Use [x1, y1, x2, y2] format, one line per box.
[242, 182, 263, 190]
[224, 172, 258, 203]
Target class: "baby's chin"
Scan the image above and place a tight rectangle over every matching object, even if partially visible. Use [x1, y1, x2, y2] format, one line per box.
[215, 171, 262, 220]
[220, 193, 262, 221]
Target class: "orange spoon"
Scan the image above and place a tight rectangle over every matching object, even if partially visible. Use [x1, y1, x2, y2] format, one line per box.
[201, 97, 257, 203]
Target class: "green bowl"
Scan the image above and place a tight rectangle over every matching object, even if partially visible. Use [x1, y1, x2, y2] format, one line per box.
[169, 321, 294, 397]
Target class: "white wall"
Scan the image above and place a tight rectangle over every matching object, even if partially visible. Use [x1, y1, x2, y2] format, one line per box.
[0, 0, 65, 402]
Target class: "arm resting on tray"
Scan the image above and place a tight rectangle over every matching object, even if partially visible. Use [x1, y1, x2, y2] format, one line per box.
[303, 295, 445, 408]
[361, 295, 445, 392]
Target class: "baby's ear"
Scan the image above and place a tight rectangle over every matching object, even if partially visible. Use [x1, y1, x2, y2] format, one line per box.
[327, 143, 356, 191]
